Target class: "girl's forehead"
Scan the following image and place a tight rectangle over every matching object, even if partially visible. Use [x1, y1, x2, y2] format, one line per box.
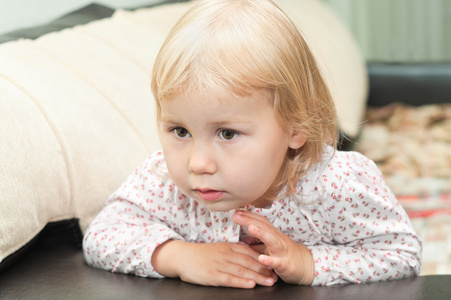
[160, 88, 279, 125]
[164, 87, 273, 106]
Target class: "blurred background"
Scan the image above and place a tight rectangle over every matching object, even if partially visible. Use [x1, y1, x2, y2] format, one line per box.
[321, 0, 451, 276]
[322, 0, 451, 63]
[1, 0, 450, 62]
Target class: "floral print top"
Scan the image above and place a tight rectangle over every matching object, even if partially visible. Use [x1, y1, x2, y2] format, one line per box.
[83, 146, 422, 286]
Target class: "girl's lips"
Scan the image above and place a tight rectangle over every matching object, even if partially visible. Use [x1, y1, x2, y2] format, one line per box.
[194, 189, 224, 202]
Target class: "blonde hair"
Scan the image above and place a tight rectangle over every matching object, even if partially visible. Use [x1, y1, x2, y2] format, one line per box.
[151, 0, 338, 198]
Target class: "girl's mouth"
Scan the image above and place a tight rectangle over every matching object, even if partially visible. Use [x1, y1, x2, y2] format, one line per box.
[194, 189, 224, 201]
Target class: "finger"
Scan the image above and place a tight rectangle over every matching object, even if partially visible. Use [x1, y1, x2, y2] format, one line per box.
[247, 224, 284, 255]
[180, 269, 257, 289]
[215, 273, 257, 289]
[225, 247, 278, 285]
[227, 248, 276, 277]
[258, 254, 286, 272]
[233, 211, 277, 238]
[233, 212, 285, 255]
[233, 210, 272, 227]
[219, 262, 276, 287]
[230, 243, 261, 261]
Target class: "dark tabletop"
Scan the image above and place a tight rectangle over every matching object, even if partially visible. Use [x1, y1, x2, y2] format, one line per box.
[0, 240, 450, 300]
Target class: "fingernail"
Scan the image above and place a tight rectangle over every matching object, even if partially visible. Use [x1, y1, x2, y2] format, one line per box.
[266, 278, 274, 285]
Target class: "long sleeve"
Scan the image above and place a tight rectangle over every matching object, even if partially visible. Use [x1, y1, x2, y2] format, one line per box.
[83, 151, 241, 278]
[307, 151, 422, 285]
[83, 148, 422, 285]
[83, 152, 185, 278]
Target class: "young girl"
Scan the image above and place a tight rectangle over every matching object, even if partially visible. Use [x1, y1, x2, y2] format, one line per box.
[83, 0, 422, 288]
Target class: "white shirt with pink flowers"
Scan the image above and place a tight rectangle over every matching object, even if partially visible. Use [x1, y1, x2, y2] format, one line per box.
[83, 146, 422, 286]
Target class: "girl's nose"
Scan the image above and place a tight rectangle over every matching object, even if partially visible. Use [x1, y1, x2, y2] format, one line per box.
[188, 143, 217, 175]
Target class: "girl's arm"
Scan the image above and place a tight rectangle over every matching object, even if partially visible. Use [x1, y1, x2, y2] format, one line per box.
[83, 153, 277, 287]
[82, 195, 183, 278]
[309, 152, 422, 285]
[83, 154, 186, 277]
[83, 196, 277, 287]
[233, 185, 422, 286]
[233, 210, 315, 285]
[233, 152, 422, 286]
[151, 239, 278, 288]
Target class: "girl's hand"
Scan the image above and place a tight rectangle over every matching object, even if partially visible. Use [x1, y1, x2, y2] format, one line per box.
[232, 210, 314, 285]
[152, 240, 278, 289]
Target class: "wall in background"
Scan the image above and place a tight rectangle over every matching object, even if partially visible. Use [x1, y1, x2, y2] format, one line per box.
[321, 0, 451, 62]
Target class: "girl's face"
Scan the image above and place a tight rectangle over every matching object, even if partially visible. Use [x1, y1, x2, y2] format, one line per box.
[159, 89, 305, 211]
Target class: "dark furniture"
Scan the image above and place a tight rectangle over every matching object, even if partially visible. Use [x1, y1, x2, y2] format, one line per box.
[0, 233, 449, 300]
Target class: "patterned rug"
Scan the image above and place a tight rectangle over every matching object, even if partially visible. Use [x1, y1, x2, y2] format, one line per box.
[354, 103, 451, 275]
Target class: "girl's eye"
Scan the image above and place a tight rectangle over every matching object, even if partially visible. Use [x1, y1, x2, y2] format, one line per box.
[173, 127, 191, 138]
[219, 129, 239, 140]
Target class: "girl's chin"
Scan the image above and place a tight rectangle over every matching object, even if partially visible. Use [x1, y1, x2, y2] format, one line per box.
[198, 200, 242, 212]
[202, 204, 236, 212]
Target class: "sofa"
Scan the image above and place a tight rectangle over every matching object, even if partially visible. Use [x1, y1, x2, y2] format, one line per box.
[0, 1, 450, 299]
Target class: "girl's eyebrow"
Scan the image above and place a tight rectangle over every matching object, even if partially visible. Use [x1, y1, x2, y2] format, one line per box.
[160, 117, 179, 124]
[209, 119, 255, 126]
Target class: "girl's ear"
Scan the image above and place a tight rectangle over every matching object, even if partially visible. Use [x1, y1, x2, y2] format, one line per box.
[288, 130, 306, 150]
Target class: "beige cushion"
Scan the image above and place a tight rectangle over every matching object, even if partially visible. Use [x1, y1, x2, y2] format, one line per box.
[0, 0, 366, 263]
